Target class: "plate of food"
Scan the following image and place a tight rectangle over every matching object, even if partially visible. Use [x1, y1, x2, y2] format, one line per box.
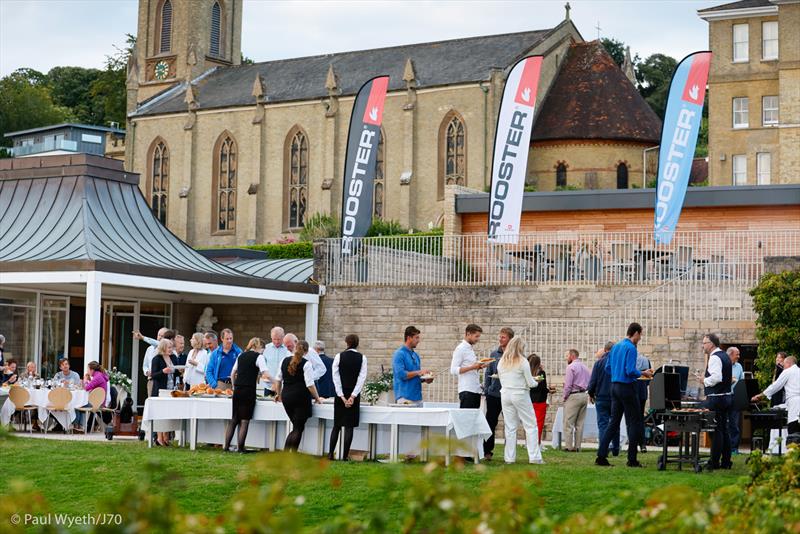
[479, 358, 494, 364]
[420, 373, 434, 380]
[637, 376, 653, 381]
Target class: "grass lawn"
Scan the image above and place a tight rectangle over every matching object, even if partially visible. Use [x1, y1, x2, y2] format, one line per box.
[0, 436, 748, 530]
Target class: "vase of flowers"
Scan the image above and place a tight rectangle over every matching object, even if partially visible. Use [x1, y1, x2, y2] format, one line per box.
[362, 371, 393, 405]
[108, 367, 132, 393]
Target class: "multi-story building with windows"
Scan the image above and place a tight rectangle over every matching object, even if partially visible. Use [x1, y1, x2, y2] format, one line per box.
[699, 0, 800, 186]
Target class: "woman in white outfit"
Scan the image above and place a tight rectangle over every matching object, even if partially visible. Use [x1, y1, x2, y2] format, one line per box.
[498, 337, 544, 464]
[183, 332, 209, 388]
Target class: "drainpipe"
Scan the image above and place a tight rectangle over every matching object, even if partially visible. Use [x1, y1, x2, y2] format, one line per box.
[643, 145, 659, 188]
[480, 82, 490, 190]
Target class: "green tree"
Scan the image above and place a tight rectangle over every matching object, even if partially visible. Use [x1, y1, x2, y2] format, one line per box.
[0, 69, 71, 148]
[47, 66, 104, 124]
[749, 270, 800, 388]
[600, 37, 639, 68]
[636, 53, 678, 119]
[88, 34, 136, 126]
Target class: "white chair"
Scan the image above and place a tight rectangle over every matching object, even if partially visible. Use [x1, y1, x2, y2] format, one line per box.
[605, 242, 636, 282]
[75, 388, 107, 435]
[8, 386, 37, 433]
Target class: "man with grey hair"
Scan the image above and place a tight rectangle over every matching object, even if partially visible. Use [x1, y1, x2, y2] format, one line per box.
[284, 333, 326, 382]
[727, 346, 744, 454]
[753, 355, 799, 436]
[262, 327, 287, 395]
[314, 340, 336, 398]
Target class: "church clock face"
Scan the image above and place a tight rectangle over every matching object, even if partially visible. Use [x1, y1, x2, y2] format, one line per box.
[154, 61, 169, 80]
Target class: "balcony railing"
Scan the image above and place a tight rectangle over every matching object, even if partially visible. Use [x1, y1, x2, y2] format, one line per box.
[13, 139, 78, 157]
[321, 229, 800, 287]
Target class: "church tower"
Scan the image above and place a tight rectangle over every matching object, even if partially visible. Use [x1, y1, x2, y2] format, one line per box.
[128, 0, 242, 106]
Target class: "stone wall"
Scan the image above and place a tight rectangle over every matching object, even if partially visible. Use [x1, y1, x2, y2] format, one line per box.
[173, 302, 306, 345]
[764, 256, 800, 274]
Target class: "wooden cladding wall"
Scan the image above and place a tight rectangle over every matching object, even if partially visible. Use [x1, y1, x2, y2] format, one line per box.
[461, 206, 800, 234]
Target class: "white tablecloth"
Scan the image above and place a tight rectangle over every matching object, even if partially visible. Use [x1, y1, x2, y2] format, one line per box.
[1, 387, 89, 429]
[142, 397, 491, 462]
[551, 403, 629, 449]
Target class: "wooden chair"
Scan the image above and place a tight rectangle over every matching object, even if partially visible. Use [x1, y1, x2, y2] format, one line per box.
[8, 386, 37, 434]
[75, 388, 106, 434]
[44, 387, 72, 435]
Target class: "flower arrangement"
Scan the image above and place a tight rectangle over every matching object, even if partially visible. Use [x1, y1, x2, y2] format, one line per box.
[108, 367, 132, 393]
[362, 370, 393, 405]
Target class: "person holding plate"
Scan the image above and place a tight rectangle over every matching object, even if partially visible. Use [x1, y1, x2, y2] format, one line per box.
[392, 326, 433, 404]
[498, 337, 543, 464]
[328, 334, 368, 460]
[450, 324, 486, 409]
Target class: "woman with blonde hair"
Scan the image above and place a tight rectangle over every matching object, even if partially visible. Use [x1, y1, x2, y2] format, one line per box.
[276, 340, 323, 451]
[150, 339, 175, 446]
[184, 332, 209, 389]
[498, 337, 543, 464]
[224, 337, 268, 452]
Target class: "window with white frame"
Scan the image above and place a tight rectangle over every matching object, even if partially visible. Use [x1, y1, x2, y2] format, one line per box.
[762, 96, 779, 126]
[757, 153, 771, 185]
[733, 97, 749, 128]
[732, 155, 747, 185]
[733, 24, 749, 62]
[762, 21, 778, 60]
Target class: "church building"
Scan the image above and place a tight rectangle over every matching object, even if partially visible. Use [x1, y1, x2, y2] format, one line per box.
[126, 0, 661, 247]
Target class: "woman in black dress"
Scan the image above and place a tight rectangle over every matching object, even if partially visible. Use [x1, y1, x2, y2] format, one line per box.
[276, 340, 323, 451]
[224, 337, 266, 453]
[328, 334, 368, 460]
[528, 353, 554, 444]
[150, 339, 175, 446]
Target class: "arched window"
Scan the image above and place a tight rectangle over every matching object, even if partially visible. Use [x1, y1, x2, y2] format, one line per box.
[556, 162, 567, 188]
[286, 128, 309, 229]
[210, 1, 222, 57]
[158, 0, 172, 53]
[374, 129, 385, 219]
[212, 132, 237, 233]
[147, 139, 169, 225]
[616, 162, 629, 189]
[438, 111, 466, 199]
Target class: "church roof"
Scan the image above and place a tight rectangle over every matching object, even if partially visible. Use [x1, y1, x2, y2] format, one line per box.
[531, 40, 662, 144]
[133, 26, 563, 116]
[0, 154, 316, 294]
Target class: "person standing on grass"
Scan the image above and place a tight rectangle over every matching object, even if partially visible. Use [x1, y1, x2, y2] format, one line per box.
[392, 326, 433, 404]
[562, 349, 591, 452]
[727, 346, 744, 455]
[635, 351, 652, 453]
[483, 327, 514, 461]
[752, 355, 799, 436]
[206, 328, 242, 389]
[328, 334, 368, 461]
[314, 340, 336, 399]
[701, 333, 733, 471]
[772, 352, 786, 407]
[588, 342, 619, 457]
[184, 333, 209, 389]
[596, 322, 653, 468]
[225, 337, 269, 453]
[450, 324, 486, 409]
[262, 327, 287, 395]
[276, 340, 323, 452]
[528, 354, 554, 443]
[498, 337, 543, 465]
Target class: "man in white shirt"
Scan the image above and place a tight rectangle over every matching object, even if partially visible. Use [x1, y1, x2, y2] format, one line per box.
[262, 327, 287, 394]
[135, 327, 167, 398]
[450, 324, 486, 409]
[701, 333, 733, 470]
[285, 333, 326, 381]
[753, 355, 799, 435]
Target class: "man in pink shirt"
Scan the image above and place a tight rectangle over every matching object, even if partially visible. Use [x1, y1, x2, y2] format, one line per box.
[562, 349, 591, 451]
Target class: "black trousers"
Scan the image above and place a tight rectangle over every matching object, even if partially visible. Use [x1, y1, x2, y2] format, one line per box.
[597, 382, 642, 464]
[459, 391, 481, 409]
[705, 394, 732, 468]
[483, 395, 502, 456]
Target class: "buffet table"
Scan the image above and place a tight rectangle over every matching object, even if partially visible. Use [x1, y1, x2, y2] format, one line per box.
[1, 387, 89, 429]
[142, 397, 491, 463]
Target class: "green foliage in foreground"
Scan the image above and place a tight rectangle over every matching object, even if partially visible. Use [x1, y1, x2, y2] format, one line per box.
[0, 436, 796, 533]
[750, 270, 800, 388]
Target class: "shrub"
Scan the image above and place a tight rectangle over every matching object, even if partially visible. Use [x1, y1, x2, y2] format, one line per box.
[245, 241, 314, 259]
[554, 184, 582, 191]
[749, 270, 800, 387]
[366, 218, 407, 237]
[300, 213, 339, 242]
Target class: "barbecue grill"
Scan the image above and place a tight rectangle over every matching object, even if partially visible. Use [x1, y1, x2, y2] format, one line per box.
[656, 409, 715, 472]
[734, 378, 789, 454]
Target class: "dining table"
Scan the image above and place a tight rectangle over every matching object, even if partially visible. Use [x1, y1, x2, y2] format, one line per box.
[1, 385, 89, 430]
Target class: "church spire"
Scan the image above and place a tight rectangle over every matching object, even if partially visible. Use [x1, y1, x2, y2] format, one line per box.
[622, 46, 636, 84]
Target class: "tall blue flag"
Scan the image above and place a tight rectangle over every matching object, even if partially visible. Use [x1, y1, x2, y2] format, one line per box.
[654, 51, 711, 245]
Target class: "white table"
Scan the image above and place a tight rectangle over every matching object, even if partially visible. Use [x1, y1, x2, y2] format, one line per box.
[551, 403, 629, 449]
[142, 397, 491, 463]
[1, 387, 89, 430]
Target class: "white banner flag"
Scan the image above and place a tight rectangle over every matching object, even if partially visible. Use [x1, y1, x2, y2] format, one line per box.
[487, 56, 543, 244]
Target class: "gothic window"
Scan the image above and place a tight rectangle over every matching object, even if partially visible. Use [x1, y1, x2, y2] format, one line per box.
[147, 139, 169, 225]
[438, 111, 466, 199]
[616, 162, 629, 189]
[210, 1, 222, 57]
[286, 128, 309, 229]
[556, 162, 567, 188]
[374, 129, 385, 219]
[159, 0, 172, 53]
[212, 132, 237, 233]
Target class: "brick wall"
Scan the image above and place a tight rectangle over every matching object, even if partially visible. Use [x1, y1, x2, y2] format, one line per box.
[174, 303, 306, 345]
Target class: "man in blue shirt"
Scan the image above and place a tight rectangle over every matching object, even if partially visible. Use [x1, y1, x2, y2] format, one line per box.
[588, 342, 619, 457]
[596, 322, 653, 468]
[206, 328, 242, 388]
[392, 326, 433, 403]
